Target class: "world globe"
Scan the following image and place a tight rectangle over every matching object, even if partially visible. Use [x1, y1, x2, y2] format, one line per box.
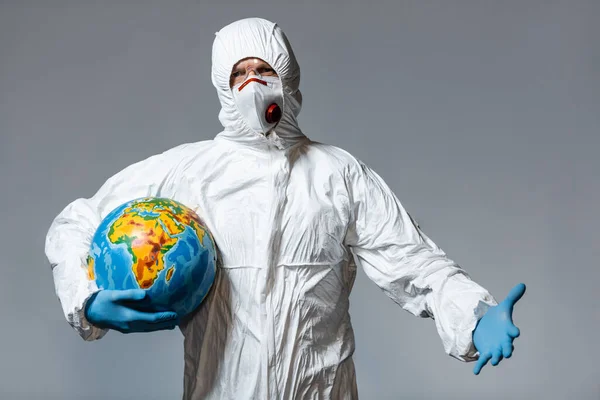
[86, 197, 217, 318]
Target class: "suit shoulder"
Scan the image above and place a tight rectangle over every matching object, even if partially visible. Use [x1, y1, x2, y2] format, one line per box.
[160, 139, 215, 157]
[113, 140, 215, 176]
[306, 141, 362, 170]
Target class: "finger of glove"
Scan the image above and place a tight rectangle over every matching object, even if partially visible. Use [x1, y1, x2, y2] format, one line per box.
[473, 352, 491, 375]
[128, 319, 180, 333]
[502, 283, 526, 308]
[490, 349, 503, 366]
[507, 324, 520, 338]
[120, 296, 155, 312]
[111, 289, 147, 303]
[129, 310, 179, 325]
[502, 341, 514, 358]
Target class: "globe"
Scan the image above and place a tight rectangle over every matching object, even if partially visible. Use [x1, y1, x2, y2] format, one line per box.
[86, 197, 217, 318]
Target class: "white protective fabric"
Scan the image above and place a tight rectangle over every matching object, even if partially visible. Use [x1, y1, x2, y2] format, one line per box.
[45, 17, 498, 400]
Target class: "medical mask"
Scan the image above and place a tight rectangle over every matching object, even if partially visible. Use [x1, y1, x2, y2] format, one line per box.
[232, 75, 283, 134]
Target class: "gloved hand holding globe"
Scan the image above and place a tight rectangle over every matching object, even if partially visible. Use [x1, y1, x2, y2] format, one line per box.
[85, 289, 180, 333]
[84, 197, 217, 334]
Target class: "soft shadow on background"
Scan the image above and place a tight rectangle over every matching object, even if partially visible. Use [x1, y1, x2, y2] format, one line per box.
[1, 1, 598, 399]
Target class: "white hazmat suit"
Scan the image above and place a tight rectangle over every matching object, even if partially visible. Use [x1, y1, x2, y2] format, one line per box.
[45, 17, 498, 400]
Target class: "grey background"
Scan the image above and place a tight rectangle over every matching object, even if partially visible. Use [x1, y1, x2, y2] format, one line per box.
[1, 1, 598, 399]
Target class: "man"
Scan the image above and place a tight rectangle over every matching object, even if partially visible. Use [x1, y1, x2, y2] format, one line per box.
[45, 17, 525, 399]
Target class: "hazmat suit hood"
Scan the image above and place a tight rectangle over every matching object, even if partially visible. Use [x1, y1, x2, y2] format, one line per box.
[211, 17, 307, 149]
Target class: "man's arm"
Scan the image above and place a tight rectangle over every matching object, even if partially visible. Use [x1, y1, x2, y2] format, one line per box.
[45, 143, 193, 341]
[343, 158, 497, 362]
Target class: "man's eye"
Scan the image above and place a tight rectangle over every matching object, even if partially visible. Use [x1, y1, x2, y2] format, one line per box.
[231, 71, 242, 78]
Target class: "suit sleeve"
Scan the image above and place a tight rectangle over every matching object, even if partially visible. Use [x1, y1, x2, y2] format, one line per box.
[44, 144, 191, 341]
[344, 159, 497, 361]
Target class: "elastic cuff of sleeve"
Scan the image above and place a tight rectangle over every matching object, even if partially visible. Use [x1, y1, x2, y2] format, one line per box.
[75, 290, 109, 341]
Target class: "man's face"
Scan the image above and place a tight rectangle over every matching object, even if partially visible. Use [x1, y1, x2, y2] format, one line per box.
[229, 57, 278, 88]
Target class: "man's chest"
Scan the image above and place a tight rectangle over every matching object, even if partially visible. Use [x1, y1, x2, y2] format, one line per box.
[176, 151, 351, 266]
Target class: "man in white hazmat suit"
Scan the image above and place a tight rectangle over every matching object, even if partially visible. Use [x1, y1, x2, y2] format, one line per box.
[45, 17, 526, 399]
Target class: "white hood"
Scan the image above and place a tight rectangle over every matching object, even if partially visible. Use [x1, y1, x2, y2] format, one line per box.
[211, 17, 307, 149]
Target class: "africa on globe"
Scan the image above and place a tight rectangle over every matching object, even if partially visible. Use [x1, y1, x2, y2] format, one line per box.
[86, 197, 217, 318]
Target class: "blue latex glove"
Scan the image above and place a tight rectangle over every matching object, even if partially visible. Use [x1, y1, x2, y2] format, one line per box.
[84, 289, 180, 334]
[472, 283, 526, 375]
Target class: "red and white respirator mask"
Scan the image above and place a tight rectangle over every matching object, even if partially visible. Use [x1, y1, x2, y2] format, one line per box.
[232, 75, 283, 135]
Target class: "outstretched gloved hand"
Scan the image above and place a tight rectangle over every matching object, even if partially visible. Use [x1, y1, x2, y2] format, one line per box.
[472, 283, 526, 375]
[84, 289, 180, 334]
